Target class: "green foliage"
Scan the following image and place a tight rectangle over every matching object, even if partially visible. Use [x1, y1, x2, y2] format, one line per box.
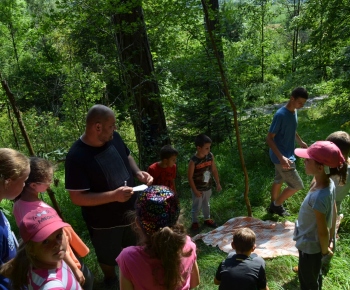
[0, 0, 350, 287]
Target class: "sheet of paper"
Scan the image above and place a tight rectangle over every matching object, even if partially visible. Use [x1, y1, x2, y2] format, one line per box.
[132, 184, 148, 191]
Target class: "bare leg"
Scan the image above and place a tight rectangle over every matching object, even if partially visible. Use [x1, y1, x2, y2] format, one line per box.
[274, 187, 298, 206]
[271, 182, 282, 202]
[99, 263, 117, 280]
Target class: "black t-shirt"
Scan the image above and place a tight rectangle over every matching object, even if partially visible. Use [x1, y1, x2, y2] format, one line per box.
[215, 253, 267, 290]
[65, 132, 136, 228]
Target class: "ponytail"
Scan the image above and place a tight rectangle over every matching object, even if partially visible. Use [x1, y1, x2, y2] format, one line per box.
[329, 161, 348, 186]
[145, 223, 192, 289]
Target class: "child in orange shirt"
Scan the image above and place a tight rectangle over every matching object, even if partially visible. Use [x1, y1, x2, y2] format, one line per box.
[147, 145, 178, 192]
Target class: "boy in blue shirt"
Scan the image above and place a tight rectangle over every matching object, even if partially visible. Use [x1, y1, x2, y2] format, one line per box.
[266, 87, 308, 216]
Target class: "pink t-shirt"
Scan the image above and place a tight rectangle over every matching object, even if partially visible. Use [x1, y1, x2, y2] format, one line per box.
[116, 235, 197, 290]
[28, 260, 82, 290]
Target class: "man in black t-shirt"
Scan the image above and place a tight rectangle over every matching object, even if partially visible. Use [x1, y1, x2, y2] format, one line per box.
[214, 228, 269, 290]
[65, 104, 153, 287]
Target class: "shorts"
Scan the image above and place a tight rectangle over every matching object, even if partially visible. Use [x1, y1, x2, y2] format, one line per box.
[274, 163, 304, 190]
[87, 224, 137, 266]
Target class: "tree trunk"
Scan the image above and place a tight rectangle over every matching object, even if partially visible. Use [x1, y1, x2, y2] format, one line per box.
[201, 0, 252, 217]
[1, 73, 64, 218]
[202, 0, 232, 143]
[111, 0, 169, 169]
[292, 0, 300, 72]
[0, 74, 35, 156]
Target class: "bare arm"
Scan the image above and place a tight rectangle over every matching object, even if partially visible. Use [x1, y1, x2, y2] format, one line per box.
[315, 209, 332, 255]
[119, 268, 134, 290]
[128, 155, 153, 185]
[68, 186, 134, 207]
[211, 154, 222, 192]
[190, 261, 200, 289]
[329, 200, 337, 250]
[266, 132, 292, 168]
[188, 160, 201, 197]
[295, 132, 307, 148]
[64, 251, 85, 286]
[214, 277, 221, 285]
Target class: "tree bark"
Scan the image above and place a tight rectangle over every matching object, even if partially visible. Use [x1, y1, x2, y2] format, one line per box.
[111, 0, 169, 169]
[0, 74, 35, 156]
[202, 0, 232, 143]
[1, 73, 64, 219]
[201, 0, 252, 217]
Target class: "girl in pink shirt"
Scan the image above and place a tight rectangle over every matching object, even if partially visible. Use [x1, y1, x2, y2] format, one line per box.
[12, 157, 92, 289]
[116, 185, 200, 290]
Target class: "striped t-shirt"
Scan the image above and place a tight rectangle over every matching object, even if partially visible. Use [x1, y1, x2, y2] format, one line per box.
[28, 260, 82, 290]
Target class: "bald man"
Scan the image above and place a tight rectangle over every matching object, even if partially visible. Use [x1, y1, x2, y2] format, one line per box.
[65, 104, 153, 287]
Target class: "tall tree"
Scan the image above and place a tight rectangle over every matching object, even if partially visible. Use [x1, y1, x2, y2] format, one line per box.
[111, 0, 169, 168]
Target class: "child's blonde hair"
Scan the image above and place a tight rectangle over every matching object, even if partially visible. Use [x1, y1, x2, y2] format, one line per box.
[0, 242, 35, 290]
[0, 148, 29, 183]
[232, 228, 256, 252]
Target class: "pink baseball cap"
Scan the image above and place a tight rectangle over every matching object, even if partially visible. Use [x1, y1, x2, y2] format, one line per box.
[294, 141, 345, 168]
[19, 207, 70, 243]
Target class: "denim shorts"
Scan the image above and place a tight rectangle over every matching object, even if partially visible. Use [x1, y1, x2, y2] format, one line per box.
[274, 163, 304, 190]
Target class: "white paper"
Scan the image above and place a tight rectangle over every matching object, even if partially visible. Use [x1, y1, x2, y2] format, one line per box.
[133, 184, 148, 191]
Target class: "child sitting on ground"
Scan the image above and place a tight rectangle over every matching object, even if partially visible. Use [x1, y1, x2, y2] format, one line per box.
[293, 141, 345, 289]
[12, 157, 93, 289]
[0, 207, 82, 289]
[116, 185, 200, 290]
[214, 227, 269, 290]
[188, 134, 222, 230]
[147, 145, 178, 192]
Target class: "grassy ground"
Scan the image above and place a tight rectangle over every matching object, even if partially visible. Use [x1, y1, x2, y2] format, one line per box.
[3, 95, 350, 289]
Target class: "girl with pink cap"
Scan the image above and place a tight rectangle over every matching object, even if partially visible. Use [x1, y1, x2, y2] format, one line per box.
[0, 207, 82, 290]
[293, 141, 345, 289]
[116, 185, 200, 290]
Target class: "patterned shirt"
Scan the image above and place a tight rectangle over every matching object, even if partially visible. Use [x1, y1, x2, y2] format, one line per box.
[191, 153, 213, 191]
[28, 260, 82, 290]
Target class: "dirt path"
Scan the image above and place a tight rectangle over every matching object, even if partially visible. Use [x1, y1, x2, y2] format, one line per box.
[240, 95, 328, 119]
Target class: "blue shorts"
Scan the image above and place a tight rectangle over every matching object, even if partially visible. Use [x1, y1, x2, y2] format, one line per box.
[274, 163, 304, 190]
[87, 224, 137, 266]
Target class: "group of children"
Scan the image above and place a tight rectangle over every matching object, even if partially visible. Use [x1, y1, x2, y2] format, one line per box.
[0, 151, 93, 289]
[0, 132, 221, 289]
[147, 133, 222, 231]
[147, 124, 350, 290]
[264, 87, 350, 289]
[0, 122, 349, 289]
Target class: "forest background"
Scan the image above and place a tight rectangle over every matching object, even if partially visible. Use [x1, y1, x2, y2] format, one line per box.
[1, 0, 350, 289]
